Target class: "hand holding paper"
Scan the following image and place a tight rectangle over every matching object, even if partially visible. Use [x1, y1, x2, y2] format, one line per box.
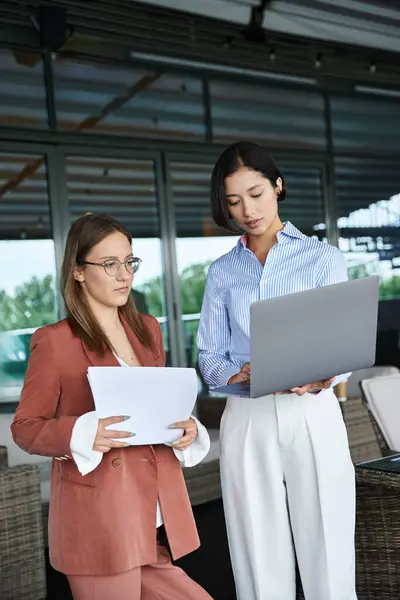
[87, 366, 198, 446]
[93, 415, 135, 453]
[167, 418, 198, 450]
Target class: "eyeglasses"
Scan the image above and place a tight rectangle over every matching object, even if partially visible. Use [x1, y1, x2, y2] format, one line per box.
[78, 257, 142, 277]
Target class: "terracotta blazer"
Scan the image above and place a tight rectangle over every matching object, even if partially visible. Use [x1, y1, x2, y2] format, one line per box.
[11, 315, 200, 576]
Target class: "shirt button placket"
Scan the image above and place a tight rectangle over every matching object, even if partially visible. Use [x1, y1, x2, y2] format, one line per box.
[260, 265, 268, 299]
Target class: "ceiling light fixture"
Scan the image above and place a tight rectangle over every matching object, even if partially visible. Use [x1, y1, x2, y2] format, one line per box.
[356, 85, 400, 98]
[130, 51, 317, 85]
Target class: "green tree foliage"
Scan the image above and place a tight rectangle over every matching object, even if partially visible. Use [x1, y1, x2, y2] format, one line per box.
[179, 261, 212, 314]
[0, 263, 212, 331]
[0, 275, 56, 332]
[136, 261, 212, 317]
[1, 263, 399, 333]
[348, 264, 372, 280]
[379, 275, 400, 299]
[348, 263, 400, 299]
[135, 276, 164, 317]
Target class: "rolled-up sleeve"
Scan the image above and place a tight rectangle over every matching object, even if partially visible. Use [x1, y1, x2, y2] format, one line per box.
[70, 411, 103, 475]
[172, 416, 210, 466]
[197, 264, 241, 387]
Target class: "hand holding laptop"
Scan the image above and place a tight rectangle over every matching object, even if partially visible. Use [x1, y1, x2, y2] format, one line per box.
[214, 276, 379, 399]
[228, 362, 335, 396]
[278, 377, 336, 396]
[227, 362, 251, 386]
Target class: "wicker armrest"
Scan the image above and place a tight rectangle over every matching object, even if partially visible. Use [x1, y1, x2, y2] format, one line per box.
[0, 444, 9, 468]
[183, 459, 221, 506]
[340, 396, 382, 463]
[0, 463, 46, 600]
[356, 465, 400, 490]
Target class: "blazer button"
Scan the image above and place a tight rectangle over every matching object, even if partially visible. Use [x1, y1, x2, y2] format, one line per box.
[112, 458, 123, 468]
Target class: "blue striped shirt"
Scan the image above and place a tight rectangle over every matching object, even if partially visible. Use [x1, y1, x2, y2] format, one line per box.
[197, 221, 350, 389]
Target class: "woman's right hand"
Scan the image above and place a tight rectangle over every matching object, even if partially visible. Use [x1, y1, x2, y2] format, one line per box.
[227, 362, 251, 385]
[93, 416, 135, 453]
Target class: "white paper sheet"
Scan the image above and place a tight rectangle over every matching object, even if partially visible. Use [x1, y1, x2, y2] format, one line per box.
[87, 366, 198, 445]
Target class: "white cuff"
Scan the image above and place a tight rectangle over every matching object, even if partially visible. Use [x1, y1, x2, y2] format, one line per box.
[334, 372, 352, 386]
[218, 364, 241, 387]
[70, 411, 103, 476]
[173, 415, 210, 467]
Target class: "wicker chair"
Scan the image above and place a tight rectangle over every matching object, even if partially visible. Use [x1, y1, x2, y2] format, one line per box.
[340, 395, 383, 463]
[344, 379, 400, 598]
[362, 403, 392, 457]
[355, 466, 400, 599]
[183, 459, 222, 506]
[0, 445, 47, 600]
[359, 377, 400, 457]
[296, 461, 400, 600]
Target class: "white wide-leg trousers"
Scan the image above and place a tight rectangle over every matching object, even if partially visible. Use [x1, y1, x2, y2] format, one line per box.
[220, 389, 357, 600]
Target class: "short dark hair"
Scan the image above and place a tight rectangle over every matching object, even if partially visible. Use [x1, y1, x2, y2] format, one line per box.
[211, 141, 287, 232]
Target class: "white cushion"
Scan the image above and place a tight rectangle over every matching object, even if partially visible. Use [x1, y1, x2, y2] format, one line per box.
[347, 366, 399, 398]
[361, 374, 400, 452]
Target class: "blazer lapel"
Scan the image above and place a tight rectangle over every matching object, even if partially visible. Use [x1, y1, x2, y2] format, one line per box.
[121, 315, 158, 367]
[81, 340, 120, 368]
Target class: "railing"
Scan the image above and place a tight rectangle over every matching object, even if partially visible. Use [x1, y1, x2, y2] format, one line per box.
[0, 314, 203, 403]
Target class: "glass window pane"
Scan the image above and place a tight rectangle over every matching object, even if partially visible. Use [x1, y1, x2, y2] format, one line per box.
[0, 49, 47, 129]
[65, 155, 170, 361]
[54, 58, 205, 140]
[278, 166, 325, 239]
[0, 152, 57, 408]
[336, 157, 400, 298]
[332, 94, 400, 153]
[173, 160, 236, 398]
[210, 80, 326, 149]
[172, 159, 326, 398]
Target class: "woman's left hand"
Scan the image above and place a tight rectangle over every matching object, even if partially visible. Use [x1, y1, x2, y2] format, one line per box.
[168, 418, 198, 451]
[277, 377, 336, 396]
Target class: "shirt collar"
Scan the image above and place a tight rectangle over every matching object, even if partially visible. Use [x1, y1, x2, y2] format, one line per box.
[237, 221, 306, 250]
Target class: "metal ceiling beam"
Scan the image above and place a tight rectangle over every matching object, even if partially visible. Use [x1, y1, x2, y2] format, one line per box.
[2, 2, 400, 89]
[0, 71, 162, 199]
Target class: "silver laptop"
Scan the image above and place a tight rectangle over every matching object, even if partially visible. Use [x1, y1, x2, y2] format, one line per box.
[213, 275, 379, 398]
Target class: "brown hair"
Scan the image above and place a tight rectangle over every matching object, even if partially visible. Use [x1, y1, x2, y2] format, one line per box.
[61, 214, 153, 355]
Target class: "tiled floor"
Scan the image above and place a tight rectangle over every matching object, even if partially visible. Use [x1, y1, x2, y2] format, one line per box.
[46, 499, 236, 600]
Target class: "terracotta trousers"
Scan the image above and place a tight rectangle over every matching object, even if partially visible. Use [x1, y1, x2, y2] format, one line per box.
[67, 546, 213, 600]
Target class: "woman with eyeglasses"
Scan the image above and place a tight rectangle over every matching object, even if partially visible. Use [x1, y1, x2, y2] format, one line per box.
[12, 214, 213, 600]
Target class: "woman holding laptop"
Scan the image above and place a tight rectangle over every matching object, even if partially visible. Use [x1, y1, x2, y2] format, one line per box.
[12, 214, 212, 600]
[197, 141, 356, 600]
